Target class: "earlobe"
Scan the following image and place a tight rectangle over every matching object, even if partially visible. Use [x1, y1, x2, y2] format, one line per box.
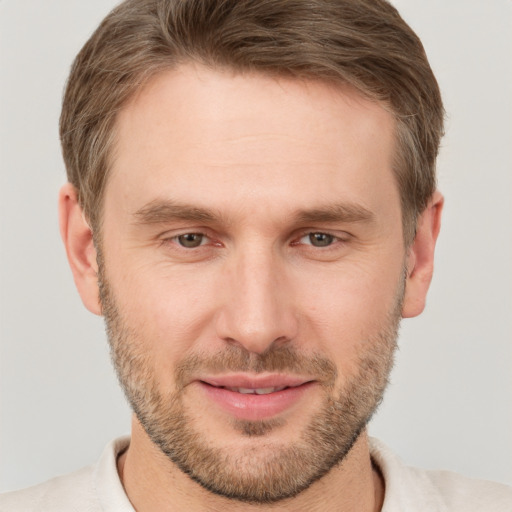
[402, 190, 444, 318]
[59, 183, 102, 315]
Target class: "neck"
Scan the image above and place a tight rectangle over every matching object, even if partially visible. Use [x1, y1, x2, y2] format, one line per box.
[118, 417, 384, 512]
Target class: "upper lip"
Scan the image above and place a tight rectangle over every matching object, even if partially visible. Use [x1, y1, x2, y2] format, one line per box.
[198, 373, 313, 389]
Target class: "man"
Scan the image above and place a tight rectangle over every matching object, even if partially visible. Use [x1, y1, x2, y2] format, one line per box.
[1, 0, 510, 510]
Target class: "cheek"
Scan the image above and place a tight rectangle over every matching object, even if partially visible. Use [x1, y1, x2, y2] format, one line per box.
[294, 260, 403, 362]
[107, 259, 222, 377]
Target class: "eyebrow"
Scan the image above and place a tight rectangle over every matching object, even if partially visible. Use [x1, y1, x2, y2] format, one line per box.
[294, 203, 375, 224]
[133, 200, 220, 225]
[133, 199, 375, 226]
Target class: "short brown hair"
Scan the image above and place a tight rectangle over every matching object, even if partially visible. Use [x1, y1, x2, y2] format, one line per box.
[60, 0, 444, 243]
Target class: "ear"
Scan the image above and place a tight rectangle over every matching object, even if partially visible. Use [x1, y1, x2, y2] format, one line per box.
[402, 190, 444, 318]
[59, 183, 102, 315]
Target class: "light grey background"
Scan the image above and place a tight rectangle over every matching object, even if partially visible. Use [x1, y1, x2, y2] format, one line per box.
[1, 0, 511, 493]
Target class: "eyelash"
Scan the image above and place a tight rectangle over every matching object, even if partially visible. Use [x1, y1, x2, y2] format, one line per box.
[162, 230, 348, 250]
[162, 232, 218, 250]
[295, 232, 341, 248]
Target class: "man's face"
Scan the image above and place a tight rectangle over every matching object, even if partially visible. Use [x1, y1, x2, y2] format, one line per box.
[98, 65, 406, 502]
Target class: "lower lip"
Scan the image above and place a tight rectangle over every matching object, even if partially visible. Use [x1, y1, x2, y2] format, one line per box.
[197, 381, 315, 421]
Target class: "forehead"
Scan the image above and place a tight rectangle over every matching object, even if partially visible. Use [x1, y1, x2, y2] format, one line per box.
[107, 64, 398, 224]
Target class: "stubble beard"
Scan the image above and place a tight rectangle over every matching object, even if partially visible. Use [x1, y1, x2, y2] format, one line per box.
[98, 260, 402, 504]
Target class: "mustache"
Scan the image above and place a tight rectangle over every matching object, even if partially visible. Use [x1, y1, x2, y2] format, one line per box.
[174, 345, 338, 390]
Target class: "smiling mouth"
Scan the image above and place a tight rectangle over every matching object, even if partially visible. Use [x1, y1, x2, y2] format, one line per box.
[203, 384, 292, 395]
[197, 379, 315, 420]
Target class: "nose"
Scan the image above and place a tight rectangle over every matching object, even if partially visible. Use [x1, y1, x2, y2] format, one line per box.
[215, 248, 299, 355]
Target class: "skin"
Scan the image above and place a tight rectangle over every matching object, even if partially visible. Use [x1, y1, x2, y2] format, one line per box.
[59, 64, 443, 511]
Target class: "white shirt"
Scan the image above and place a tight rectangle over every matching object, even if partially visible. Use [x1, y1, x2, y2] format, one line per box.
[1, 437, 511, 511]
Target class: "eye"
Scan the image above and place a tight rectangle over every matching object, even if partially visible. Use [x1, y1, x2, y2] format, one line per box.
[301, 232, 336, 247]
[175, 233, 207, 248]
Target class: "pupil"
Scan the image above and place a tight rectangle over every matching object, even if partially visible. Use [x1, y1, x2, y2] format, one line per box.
[178, 233, 203, 248]
[310, 233, 333, 247]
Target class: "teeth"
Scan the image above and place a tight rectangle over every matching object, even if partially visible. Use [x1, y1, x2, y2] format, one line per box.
[238, 387, 258, 394]
[254, 387, 279, 395]
[225, 386, 287, 395]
